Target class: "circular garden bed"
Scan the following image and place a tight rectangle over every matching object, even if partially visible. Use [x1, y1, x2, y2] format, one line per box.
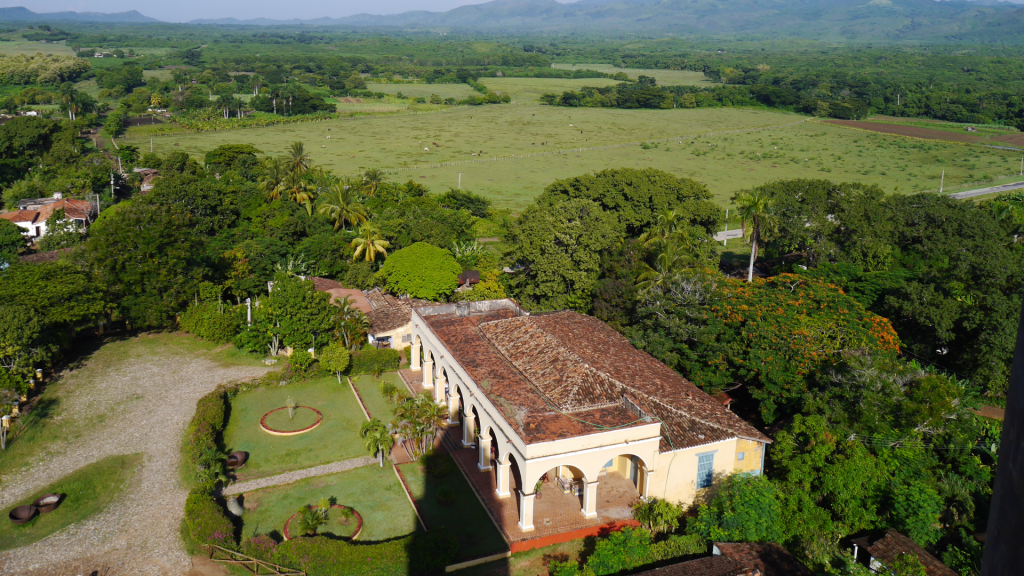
[283, 504, 362, 541]
[260, 406, 323, 436]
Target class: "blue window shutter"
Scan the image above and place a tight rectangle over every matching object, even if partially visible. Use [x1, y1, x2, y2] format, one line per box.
[697, 453, 714, 489]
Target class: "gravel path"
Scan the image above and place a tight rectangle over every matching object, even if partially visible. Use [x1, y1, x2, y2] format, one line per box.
[0, 335, 272, 576]
[223, 456, 376, 496]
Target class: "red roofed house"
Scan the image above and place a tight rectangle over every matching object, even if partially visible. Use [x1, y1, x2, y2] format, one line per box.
[363, 287, 431, 349]
[0, 195, 96, 240]
[408, 299, 770, 544]
[851, 530, 957, 576]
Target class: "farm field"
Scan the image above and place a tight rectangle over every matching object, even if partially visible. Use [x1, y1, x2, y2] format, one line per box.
[0, 37, 74, 56]
[825, 118, 1024, 147]
[367, 82, 477, 100]
[479, 77, 620, 103]
[144, 104, 1023, 209]
[550, 63, 714, 86]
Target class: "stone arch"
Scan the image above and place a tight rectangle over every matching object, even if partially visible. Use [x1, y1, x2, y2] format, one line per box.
[584, 451, 653, 484]
[527, 463, 590, 493]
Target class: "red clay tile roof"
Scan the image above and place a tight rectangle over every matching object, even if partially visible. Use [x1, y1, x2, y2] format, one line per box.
[310, 277, 344, 291]
[851, 530, 957, 576]
[364, 288, 432, 334]
[419, 307, 770, 450]
[715, 542, 813, 576]
[631, 556, 750, 576]
[309, 278, 374, 313]
[0, 210, 39, 224]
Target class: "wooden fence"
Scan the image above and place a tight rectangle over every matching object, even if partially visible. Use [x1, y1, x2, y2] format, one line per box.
[207, 544, 305, 575]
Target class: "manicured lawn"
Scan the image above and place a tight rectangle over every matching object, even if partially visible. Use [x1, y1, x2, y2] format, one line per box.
[460, 540, 584, 576]
[351, 373, 408, 421]
[223, 377, 368, 480]
[398, 455, 508, 560]
[240, 464, 420, 542]
[0, 453, 143, 551]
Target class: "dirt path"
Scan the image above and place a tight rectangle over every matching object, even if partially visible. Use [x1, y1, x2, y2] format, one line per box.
[0, 335, 272, 576]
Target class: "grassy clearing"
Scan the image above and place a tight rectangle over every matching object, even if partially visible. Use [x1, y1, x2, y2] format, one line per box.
[240, 464, 419, 542]
[223, 376, 368, 481]
[145, 104, 1022, 210]
[550, 63, 713, 87]
[0, 38, 74, 56]
[0, 333, 262, 478]
[0, 453, 143, 551]
[367, 82, 477, 100]
[479, 77, 620, 104]
[398, 455, 507, 559]
[352, 373, 406, 421]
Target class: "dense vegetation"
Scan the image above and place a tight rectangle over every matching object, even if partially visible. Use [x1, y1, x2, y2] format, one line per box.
[0, 23, 1017, 576]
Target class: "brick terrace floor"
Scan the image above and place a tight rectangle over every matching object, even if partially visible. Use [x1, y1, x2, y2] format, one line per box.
[442, 428, 639, 543]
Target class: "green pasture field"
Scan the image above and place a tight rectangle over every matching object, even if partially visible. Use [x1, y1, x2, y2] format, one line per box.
[222, 376, 369, 481]
[0, 37, 74, 56]
[366, 82, 477, 100]
[479, 77, 620, 104]
[550, 63, 714, 86]
[240, 464, 420, 542]
[143, 105, 1022, 210]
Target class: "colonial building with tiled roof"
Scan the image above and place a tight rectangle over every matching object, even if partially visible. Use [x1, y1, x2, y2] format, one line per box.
[0, 197, 96, 240]
[362, 287, 431, 349]
[409, 299, 771, 534]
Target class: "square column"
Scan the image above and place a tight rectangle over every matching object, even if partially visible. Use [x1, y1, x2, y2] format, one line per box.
[496, 462, 511, 498]
[639, 467, 652, 498]
[581, 480, 599, 518]
[422, 359, 434, 390]
[410, 343, 421, 370]
[462, 411, 477, 447]
[518, 491, 536, 531]
[478, 436, 492, 471]
[434, 375, 447, 404]
[447, 387, 461, 426]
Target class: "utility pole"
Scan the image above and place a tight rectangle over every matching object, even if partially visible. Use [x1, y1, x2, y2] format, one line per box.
[110, 172, 114, 196]
[1020, 157, 1022, 177]
[150, 137, 153, 154]
[940, 170, 945, 194]
[458, 173, 462, 190]
[723, 208, 729, 247]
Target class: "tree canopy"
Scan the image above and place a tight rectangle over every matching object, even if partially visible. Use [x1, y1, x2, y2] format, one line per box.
[375, 242, 461, 301]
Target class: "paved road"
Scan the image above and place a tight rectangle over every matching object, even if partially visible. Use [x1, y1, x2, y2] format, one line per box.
[948, 180, 1024, 200]
[714, 229, 744, 242]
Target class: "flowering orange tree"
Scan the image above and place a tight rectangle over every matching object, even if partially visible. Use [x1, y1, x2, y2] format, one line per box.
[633, 271, 899, 422]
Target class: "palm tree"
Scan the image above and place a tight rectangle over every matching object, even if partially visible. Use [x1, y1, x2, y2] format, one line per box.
[362, 168, 387, 197]
[350, 224, 390, 263]
[261, 157, 287, 199]
[332, 297, 370, 349]
[733, 189, 776, 283]
[318, 183, 368, 231]
[636, 239, 690, 293]
[281, 170, 317, 206]
[638, 208, 683, 247]
[288, 142, 312, 175]
[59, 82, 79, 120]
[360, 418, 395, 467]
[250, 73, 264, 96]
[296, 506, 326, 536]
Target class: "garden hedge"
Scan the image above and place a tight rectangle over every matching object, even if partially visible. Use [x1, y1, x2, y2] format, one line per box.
[180, 302, 243, 344]
[182, 387, 237, 550]
[348, 348, 401, 376]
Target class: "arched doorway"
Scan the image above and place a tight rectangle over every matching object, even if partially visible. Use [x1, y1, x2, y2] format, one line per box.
[595, 453, 651, 521]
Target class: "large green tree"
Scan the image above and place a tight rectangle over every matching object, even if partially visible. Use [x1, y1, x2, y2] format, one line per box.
[0, 219, 27, 265]
[83, 202, 208, 328]
[504, 198, 618, 312]
[538, 168, 721, 238]
[375, 242, 461, 302]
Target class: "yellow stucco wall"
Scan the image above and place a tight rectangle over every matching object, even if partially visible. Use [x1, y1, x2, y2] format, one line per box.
[653, 438, 766, 505]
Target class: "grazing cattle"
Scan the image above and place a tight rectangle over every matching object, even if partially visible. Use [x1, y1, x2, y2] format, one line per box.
[174, 143, 179, 146]
[432, 142, 441, 147]
[424, 147, 429, 151]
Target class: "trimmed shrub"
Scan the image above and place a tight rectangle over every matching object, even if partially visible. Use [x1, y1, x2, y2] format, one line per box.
[185, 389, 226, 473]
[375, 242, 462, 301]
[242, 534, 279, 558]
[184, 487, 237, 549]
[289, 349, 315, 373]
[648, 534, 707, 561]
[349, 348, 401, 376]
[180, 302, 243, 344]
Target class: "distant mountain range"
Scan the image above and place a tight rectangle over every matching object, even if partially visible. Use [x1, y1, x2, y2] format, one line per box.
[3, 0, 1024, 43]
[0, 6, 158, 23]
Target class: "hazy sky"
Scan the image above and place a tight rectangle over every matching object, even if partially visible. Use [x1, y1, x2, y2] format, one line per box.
[21, 0, 539, 22]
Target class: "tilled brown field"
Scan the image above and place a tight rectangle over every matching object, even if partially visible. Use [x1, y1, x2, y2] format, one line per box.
[823, 119, 985, 143]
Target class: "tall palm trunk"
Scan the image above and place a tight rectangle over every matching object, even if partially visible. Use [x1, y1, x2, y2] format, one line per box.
[747, 230, 758, 283]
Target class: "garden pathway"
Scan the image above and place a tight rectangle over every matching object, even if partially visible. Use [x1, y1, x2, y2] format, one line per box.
[0, 334, 273, 576]
[223, 456, 376, 496]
